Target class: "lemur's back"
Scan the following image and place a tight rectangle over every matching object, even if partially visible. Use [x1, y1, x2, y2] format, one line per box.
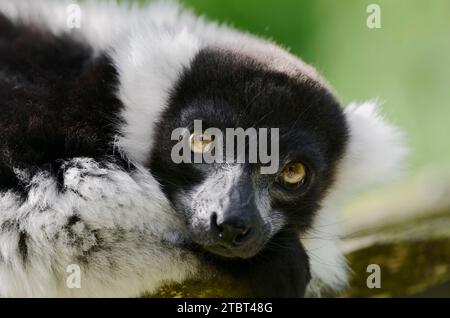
[0, 4, 196, 298]
[0, 13, 123, 192]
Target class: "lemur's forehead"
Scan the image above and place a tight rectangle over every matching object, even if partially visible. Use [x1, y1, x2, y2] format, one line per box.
[219, 41, 330, 89]
[175, 47, 333, 110]
[168, 46, 348, 163]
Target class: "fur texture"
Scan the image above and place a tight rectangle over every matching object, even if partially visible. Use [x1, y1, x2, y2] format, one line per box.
[0, 0, 407, 297]
[0, 158, 197, 297]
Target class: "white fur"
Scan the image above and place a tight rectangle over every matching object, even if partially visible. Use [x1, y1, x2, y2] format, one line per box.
[302, 101, 407, 296]
[0, 159, 198, 297]
[111, 27, 200, 163]
[0, 0, 407, 297]
[339, 101, 408, 192]
[188, 165, 245, 230]
[0, 0, 136, 54]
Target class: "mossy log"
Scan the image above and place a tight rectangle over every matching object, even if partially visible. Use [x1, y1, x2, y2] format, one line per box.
[145, 209, 450, 298]
[341, 209, 450, 297]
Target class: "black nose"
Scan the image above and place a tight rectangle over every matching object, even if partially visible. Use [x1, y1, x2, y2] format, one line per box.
[211, 213, 254, 246]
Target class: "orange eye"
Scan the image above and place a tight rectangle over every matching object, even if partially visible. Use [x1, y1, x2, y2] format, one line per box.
[189, 131, 213, 153]
[280, 162, 307, 185]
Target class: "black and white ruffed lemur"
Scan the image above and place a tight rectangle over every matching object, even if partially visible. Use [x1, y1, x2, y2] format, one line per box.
[0, 0, 406, 297]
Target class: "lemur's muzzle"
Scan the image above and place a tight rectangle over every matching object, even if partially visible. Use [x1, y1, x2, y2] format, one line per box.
[205, 175, 265, 258]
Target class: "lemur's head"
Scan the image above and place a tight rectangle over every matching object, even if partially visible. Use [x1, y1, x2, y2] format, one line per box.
[148, 47, 347, 259]
[114, 7, 406, 293]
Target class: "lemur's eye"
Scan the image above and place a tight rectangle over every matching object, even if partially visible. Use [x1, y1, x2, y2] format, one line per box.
[279, 162, 307, 188]
[189, 131, 213, 153]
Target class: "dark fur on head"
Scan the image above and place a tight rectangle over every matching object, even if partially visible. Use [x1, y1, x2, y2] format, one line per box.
[150, 48, 349, 297]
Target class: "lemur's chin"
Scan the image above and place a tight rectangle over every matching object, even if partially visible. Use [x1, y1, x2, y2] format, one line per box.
[203, 242, 263, 259]
[190, 226, 266, 259]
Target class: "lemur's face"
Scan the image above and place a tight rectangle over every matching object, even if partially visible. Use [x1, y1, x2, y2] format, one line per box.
[150, 49, 348, 259]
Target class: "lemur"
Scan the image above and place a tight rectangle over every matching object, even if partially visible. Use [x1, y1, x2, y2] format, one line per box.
[0, 0, 406, 297]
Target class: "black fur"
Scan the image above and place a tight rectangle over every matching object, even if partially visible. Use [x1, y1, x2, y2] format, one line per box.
[18, 231, 28, 265]
[0, 14, 125, 194]
[201, 226, 311, 297]
[150, 48, 349, 297]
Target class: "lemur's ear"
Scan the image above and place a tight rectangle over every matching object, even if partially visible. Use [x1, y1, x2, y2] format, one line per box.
[335, 101, 408, 196]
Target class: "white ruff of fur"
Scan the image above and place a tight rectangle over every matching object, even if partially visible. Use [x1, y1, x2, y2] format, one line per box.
[0, 159, 197, 297]
[303, 101, 407, 296]
[0, 0, 407, 297]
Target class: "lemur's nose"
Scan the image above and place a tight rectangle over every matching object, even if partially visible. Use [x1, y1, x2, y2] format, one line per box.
[211, 213, 254, 246]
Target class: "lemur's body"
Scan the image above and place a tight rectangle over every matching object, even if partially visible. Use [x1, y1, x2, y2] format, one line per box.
[0, 0, 406, 297]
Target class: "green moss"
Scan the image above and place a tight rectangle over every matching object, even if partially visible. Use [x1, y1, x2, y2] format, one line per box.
[145, 275, 250, 298]
[341, 238, 450, 297]
[145, 210, 450, 298]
